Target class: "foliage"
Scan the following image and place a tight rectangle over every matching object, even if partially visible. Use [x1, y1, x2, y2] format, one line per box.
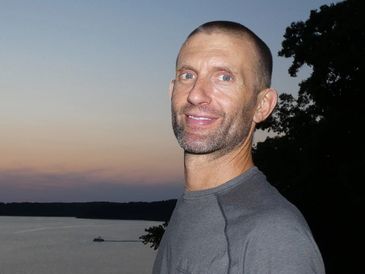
[255, 0, 364, 201]
[254, 1, 364, 272]
[139, 221, 168, 250]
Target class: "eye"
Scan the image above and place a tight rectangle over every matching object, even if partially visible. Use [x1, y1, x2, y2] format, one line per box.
[217, 73, 233, 82]
[179, 71, 195, 80]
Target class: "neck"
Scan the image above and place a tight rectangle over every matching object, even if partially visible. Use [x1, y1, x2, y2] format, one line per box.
[184, 136, 254, 191]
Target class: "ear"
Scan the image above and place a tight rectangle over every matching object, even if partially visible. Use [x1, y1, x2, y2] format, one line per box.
[253, 88, 278, 123]
[168, 79, 175, 98]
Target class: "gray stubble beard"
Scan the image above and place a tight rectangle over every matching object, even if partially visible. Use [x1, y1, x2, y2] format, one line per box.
[171, 106, 253, 157]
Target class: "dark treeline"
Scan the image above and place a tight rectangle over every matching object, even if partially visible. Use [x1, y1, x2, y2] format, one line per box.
[253, 1, 364, 273]
[0, 200, 177, 222]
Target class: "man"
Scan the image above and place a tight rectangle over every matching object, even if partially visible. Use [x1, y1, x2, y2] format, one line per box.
[153, 21, 325, 273]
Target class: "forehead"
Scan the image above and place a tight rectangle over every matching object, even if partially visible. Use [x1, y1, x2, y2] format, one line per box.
[177, 32, 257, 69]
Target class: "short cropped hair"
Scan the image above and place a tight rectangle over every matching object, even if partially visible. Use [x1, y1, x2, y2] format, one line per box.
[181, 21, 273, 93]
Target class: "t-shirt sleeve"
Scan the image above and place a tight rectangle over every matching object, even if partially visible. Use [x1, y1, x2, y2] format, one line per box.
[242, 215, 325, 274]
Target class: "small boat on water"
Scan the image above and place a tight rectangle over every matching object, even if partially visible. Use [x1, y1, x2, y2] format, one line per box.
[93, 236, 105, 242]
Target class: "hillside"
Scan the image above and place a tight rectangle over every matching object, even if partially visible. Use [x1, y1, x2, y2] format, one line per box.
[0, 200, 177, 222]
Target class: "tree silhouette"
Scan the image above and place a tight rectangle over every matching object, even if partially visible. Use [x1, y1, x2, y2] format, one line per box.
[139, 221, 168, 250]
[254, 0, 364, 273]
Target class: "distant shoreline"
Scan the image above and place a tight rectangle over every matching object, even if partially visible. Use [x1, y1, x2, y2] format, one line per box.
[0, 200, 177, 222]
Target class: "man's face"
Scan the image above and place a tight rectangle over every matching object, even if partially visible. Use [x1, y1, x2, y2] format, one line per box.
[171, 32, 259, 156]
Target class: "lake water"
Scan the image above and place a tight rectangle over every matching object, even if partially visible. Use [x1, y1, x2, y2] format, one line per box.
[0, 216, 160, 274]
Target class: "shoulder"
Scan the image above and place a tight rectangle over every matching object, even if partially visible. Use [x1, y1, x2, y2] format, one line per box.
[247, 206, 315, 249]
[220, 168, 318, 251]
[241, 209, 324, 273]
[217, 169, 325, 273]
[218, 168, 306, 227]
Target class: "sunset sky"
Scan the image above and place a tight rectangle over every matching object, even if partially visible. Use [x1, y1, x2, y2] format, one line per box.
[1, 0, 339, 202]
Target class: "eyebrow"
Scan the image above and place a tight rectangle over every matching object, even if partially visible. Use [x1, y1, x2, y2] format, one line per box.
[176, 64, 237, 75]
[213, 66, 236, 75]
[176, 64, 195, 72]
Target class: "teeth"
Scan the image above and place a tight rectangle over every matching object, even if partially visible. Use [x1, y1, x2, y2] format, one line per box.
[189, 115, 211, 121]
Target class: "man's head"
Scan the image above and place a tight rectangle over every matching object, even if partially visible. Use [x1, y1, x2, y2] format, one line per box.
[170, 21, 277, 156]
[179, 21, 273, 94]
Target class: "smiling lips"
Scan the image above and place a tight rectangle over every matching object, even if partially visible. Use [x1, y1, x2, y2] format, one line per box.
[185, 113, 219, 127]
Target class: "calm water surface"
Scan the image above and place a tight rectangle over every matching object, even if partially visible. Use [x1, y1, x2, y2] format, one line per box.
[0, 216, 159, 274]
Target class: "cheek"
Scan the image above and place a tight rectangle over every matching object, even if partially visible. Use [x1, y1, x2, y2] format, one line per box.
[213, 91, 244, 116]
[171, 91, 180, 104]
[171, 91, 186, 114]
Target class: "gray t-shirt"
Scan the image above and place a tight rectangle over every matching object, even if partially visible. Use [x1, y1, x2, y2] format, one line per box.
[153, 167, 325, 274]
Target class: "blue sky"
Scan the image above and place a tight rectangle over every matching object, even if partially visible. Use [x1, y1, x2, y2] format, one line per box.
[0, 0, 340, 202]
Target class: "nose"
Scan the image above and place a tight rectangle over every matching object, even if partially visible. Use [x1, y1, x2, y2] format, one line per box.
[187, 77, 212, 106]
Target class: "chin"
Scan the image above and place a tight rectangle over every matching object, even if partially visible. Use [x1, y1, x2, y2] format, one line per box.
[180, 139, 219, 155]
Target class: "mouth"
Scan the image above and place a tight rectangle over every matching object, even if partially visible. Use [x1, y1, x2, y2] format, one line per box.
[184, 113, 219, 127]
[187, 115, 213, 121]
